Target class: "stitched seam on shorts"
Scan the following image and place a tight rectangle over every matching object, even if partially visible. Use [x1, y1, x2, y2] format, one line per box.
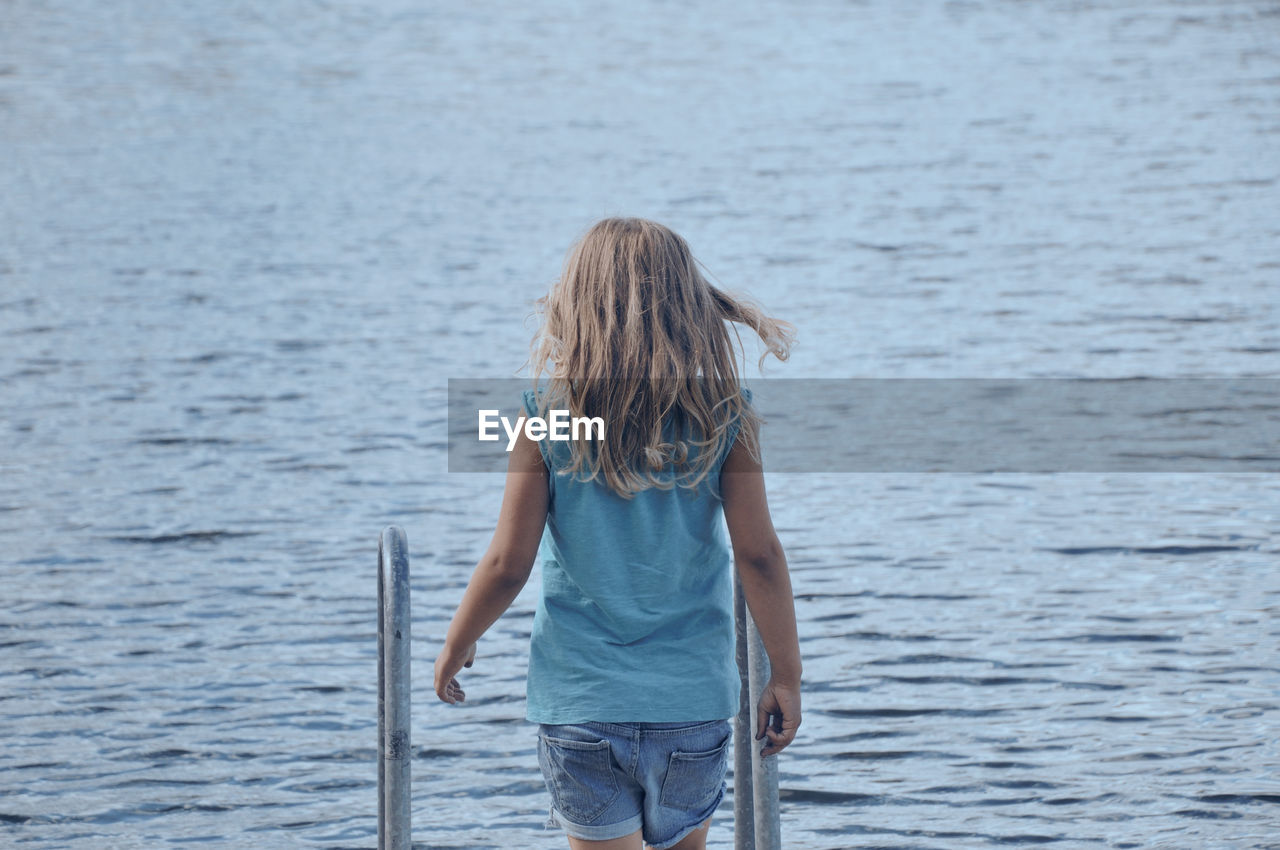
[626, 725, 640, 776]
[583, 719, 728, 737]
[639, 719, 731, 737]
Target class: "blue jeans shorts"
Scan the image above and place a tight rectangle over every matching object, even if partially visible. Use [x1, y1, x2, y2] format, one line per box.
[536, 718, 732, 849]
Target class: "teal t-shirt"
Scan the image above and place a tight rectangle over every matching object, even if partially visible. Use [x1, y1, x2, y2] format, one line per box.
[522, 387, 749, 724]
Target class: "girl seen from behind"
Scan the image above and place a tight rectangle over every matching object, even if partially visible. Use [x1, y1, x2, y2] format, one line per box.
[433, 217, 801, 850]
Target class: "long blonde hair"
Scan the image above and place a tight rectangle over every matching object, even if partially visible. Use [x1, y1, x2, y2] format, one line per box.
[527, 217, 794, 498]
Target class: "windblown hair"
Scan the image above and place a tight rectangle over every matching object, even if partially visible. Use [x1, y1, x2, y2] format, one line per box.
[527, 217, 795, 498]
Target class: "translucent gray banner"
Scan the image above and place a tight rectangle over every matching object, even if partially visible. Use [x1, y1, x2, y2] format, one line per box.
[447, 379, 1279, 473]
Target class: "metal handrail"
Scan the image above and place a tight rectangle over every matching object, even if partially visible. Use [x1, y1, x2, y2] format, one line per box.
[377, 525, 779, 848]
[735, 575, 782, 849]
[378, 526, 411, 850]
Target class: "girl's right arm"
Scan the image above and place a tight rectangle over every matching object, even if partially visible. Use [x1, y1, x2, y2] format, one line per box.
[720, 437, 803, 757]
[433, 429, 549, 704]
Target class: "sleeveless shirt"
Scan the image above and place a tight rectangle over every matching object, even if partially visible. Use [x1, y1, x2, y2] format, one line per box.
[522, 387, 750, 723]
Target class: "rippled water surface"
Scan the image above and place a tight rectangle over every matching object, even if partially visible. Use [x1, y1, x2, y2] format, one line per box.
[2, 1, 1279, 847]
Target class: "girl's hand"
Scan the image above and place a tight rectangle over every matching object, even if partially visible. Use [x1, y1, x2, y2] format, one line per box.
[433, 641, 476, 704]
[755, 677, 801, 757]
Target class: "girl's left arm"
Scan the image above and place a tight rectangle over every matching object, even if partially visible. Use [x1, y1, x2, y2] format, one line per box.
[433, 428, 549, 704]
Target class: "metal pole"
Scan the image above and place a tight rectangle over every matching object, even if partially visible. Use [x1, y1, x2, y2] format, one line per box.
[733, 576, 755, 850]
[734, 570, 782, 850]
[746, 610, 781, 848]
[378, 526, 411, 850]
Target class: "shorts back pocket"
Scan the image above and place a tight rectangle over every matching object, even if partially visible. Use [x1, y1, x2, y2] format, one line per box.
[658, 733, 730, 810]
[537, 734, 621, 824]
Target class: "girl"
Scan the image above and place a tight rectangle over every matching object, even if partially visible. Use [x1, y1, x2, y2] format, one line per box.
[433, 217, 801, 850]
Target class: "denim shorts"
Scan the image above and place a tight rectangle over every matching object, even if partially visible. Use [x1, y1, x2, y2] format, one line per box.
[536, 718, 732, 849]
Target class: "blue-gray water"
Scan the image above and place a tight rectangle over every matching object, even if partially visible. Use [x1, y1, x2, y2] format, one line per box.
[2, 1, 1278, 847]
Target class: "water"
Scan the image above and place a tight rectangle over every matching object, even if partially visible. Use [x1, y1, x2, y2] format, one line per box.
[2, 0, 1278, 847]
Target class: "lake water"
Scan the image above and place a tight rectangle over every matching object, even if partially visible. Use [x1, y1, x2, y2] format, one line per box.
[2, 1, 1278, 847]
